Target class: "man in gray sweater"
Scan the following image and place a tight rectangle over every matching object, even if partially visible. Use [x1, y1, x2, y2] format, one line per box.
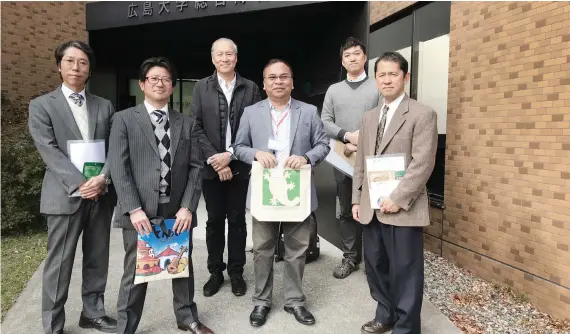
[321, 37, 380, 279]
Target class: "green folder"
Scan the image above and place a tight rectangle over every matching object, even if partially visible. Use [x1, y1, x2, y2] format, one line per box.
[82, 162, 104, 179]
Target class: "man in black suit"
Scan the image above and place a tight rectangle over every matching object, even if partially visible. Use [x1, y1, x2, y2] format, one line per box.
[190, 38, 261, 297]
[109, 57, 212, 334]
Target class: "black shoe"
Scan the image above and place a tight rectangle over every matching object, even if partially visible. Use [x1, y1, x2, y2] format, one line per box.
[283, 306, 315, 325]
[249, 306, 271, 327]
[361, 319, 394, 334]
[177, 320, 214, 333]
[203, 272, 224, 297]
[230, 275, 247, 296]
[333, 259, 359, 279]
[78, 313, 117, 333]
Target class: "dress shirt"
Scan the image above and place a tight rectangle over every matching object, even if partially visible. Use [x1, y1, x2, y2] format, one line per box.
[379, 92, 406, 135]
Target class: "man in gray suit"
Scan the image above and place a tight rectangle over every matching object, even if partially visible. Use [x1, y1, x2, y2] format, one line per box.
[109, 57, 213, 334]
[28, 40, 116, 334]
[234, 59, 330, 328]
[352, 52, 438, 334]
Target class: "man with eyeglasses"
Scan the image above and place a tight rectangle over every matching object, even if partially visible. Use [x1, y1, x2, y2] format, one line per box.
[190, 38, 261, 298]
[321, 37, 381, 279]
[28, 40, 117, 334]
[109, 57, 213, 334]
[233, 59, 330, 328]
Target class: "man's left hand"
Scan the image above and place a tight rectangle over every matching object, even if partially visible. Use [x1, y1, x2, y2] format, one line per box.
[173, 207, 193, 234]
[285, 155, 308, 169]
[79, 175, 106, 199]
[380, 197, 401, 214]
[210, 152, 231, 171]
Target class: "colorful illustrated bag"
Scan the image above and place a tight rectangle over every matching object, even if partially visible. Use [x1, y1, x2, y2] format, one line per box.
[134, 217, 191, 285]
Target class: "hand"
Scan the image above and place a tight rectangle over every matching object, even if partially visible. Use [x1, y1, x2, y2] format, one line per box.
[173, 207, 193, 234]
[79, 175, 106, 199]
[217, 166, 233, 181]
[130, 209, 152, 236]
[344, 143, 357, 157]
[255, 151, 277, 168]
[211, 152, 231, 171]
[285, 155, 308, 169]
[380, 197, 401, 214]
[346, 131, 359, 145]
[352, 204, 361, 222]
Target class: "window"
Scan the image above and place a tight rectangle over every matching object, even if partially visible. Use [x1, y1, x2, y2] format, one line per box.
[369, 2, 451, 208]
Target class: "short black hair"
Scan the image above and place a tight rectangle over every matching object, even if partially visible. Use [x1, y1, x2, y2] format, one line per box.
[263, 59, 294, 78]
[340, 37, 366, 58]
[374, 52, 409, 75]
[138, 57, 178, 87]
[55, 40, 95, 68]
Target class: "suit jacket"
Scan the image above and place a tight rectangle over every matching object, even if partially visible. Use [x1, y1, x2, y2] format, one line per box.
[233, 98, 330, 212]
[108, 104, 203, 229]
[28, 86, 116, 215]
[352, 95, 437, 227]
[190, 71, 261, 179]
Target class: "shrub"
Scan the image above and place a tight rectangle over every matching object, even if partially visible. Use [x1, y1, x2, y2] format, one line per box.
[1, 92, 46, 235]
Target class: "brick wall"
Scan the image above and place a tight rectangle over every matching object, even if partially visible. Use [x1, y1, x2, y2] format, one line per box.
[372, 0, 570, 320]
[445, 1, 570, 319]
[370, 1, 416, 25]
[1, 1, 87, 104]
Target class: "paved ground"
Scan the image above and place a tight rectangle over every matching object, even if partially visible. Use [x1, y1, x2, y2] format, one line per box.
[2, 200, 461, 334]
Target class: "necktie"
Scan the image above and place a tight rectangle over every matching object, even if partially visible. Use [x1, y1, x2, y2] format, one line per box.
[69, 93, 84, 107]
[152, 110, 165, 124]
[374, 104, 390, 155]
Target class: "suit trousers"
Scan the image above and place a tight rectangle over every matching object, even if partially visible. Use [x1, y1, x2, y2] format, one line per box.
[251, 217, 310, 308]
[334, 169, 362, 264]
[42, 198, 113, 334]
[116, 202, 198, 334]
[363, 215, 424, 334]
[202, 176, 249, 276]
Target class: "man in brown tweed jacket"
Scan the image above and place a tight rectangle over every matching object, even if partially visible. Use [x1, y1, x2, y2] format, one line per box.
[352, 52, 438, 334]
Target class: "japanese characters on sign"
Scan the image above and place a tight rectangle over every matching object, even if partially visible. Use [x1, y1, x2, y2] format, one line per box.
[128, 1, 247, 18]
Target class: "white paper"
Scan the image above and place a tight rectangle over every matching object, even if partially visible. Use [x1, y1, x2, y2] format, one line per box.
[365, 155, 406, 172]
[324, 138, 354, 177]
[370, 180, 400, 209]
[365, 154, 407, 209]
[68, 140, 106, 197]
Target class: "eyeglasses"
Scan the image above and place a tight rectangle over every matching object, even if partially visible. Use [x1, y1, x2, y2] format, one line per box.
[213, 52, 236, 58]
[264, 75, 292, 83]
[62, 58, 89, 68]
[145, 77, 173, 86]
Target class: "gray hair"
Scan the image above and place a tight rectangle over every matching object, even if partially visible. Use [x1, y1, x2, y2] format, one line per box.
[211, 38, 238, 54]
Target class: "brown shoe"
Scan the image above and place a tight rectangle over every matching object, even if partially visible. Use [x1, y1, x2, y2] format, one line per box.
[178, 321, 214, 334]
[361, 319, 394, 334]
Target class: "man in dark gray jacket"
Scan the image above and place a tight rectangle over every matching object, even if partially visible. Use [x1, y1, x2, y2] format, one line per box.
[109, 57, 212, 334]
[321, 37, 380, 279]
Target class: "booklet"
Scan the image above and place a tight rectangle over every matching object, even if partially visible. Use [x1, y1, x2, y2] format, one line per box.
[67, 140, 106, 197]
[365, 153, 406, 209]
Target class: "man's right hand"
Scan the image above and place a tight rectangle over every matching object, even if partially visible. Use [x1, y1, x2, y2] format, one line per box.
[255, 151, 277, 168]
[344, 143, 357, 157]
[352, 204, 361, 222]
[217, 166, 233, 181]
[346, 131, 359, 145]
[130, 209, 152, 236]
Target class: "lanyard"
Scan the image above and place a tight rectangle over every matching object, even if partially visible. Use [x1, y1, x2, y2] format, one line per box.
[271, 110, 289, 136]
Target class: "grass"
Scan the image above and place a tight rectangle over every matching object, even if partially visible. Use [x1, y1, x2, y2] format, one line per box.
[1, 231, 48, 319]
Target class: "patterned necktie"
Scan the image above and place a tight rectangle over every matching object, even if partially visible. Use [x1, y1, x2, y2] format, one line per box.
[151, 110, 171, 197]
[152, 110, 165, 124]
[374, 104, 390, 155]
[69, 93, 84, 107]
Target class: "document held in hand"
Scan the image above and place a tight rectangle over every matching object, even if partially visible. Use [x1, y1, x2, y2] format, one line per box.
[325, 138, 355, 177]
[67, 140, 106, 197]
[365, 153, 406, 209]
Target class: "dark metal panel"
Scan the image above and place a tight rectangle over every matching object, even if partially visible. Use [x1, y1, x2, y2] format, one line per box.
[86, 1, 319, 31]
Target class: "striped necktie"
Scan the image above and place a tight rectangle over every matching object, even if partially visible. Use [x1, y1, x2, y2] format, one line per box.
[374, 104, 389, 155]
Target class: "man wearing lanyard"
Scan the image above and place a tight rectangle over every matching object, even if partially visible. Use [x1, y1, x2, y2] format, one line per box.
[233, 59, 330, 328]
[190, 38, 261, 298]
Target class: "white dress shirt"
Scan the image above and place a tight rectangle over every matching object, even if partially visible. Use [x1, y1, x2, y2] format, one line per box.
[218, 73, 237, 154]
[379, 92, 406, 135]
[61, 83, 88, 139]
[268, 98, 292, 165]
[347, 71, 367, 82]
